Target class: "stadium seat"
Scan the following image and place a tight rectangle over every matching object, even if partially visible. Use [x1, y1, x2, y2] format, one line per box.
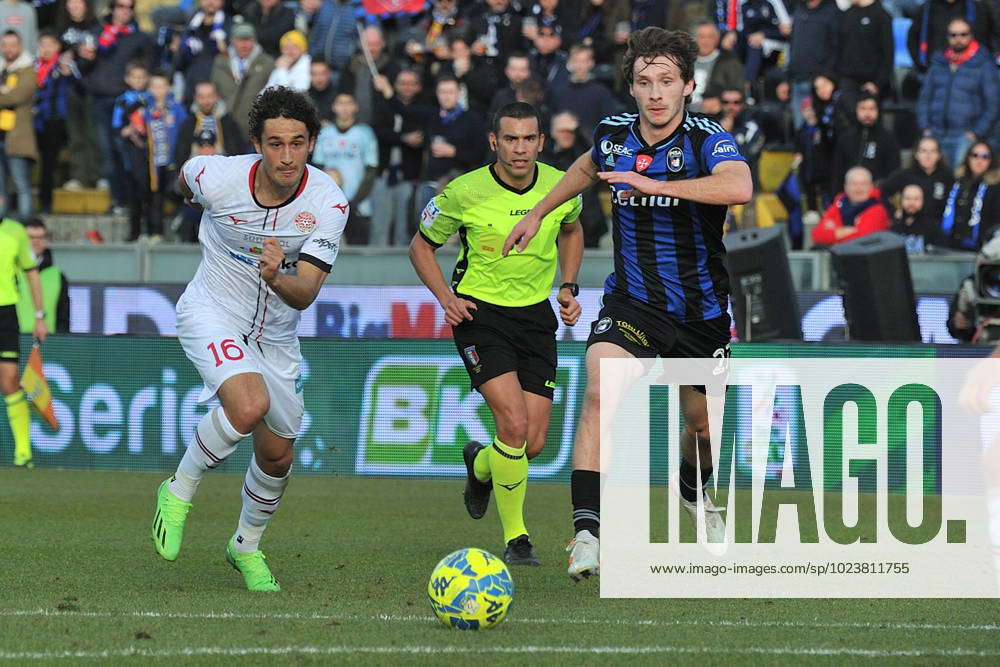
[757, 150, 796, 193]
[754, 193, 788, 228]
[52, 188, 111, 215]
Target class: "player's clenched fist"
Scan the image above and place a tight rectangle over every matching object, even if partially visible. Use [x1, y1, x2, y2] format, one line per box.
[440, 293, 477, 326]
[259, 236, 284, 284]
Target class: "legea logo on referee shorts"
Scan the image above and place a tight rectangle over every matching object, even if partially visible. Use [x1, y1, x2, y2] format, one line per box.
[601, 357, 1000, 598]
[355, 355, 581, 477]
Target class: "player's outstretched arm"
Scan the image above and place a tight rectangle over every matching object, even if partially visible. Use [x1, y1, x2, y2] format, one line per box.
[409, 232, 476, 326]
[177, 164, 203, 211]
[503, 152, 599, 256]
[597, 160, 753, 206]
[259, 237, 326, 310]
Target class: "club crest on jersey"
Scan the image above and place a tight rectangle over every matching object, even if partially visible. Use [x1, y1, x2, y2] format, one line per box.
[294, 211, 317, 233]
[711, 139, 739, 157]
[600, 139, 633, 157]
[635, 154, 653, 172]
[667, 146, 684, 172]
[594, 317, 612, 334]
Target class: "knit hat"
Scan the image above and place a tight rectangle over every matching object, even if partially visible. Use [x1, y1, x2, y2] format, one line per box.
[279, 29, 307, 52]
[232, 22, 256, 39]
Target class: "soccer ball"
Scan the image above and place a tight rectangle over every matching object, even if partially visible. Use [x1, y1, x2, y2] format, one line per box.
[427, 548, 514, 630]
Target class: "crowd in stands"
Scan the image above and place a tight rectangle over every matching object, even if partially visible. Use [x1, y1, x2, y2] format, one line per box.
[0, 0, 997, 250]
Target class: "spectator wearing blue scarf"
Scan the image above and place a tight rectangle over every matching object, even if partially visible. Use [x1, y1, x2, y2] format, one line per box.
[940, 141, 1000, 251]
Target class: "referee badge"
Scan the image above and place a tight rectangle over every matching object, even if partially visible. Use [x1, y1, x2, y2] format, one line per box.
[667, 146, 684, 172]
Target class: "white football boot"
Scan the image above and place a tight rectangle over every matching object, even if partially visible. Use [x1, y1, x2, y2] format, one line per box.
[566, 529, 600, 581]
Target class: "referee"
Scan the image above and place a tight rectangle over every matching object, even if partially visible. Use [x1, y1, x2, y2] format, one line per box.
[0, 217, 49, 467]
[409, 102, 584, 566]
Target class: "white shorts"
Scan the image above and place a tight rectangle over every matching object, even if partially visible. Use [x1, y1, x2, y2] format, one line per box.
[177, 302, 304, 439]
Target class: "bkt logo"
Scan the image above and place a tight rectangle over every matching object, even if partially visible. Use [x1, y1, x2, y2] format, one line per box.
[601, 139, 634, 157]
[355, 355, 580, 477]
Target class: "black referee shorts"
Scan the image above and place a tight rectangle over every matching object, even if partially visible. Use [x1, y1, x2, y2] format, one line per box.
[586, 293, 731, 393]
[0, 304, 19, 363]
[451, 294, 558, 400]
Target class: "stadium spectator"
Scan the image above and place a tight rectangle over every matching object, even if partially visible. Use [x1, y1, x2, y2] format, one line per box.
[916, 17, 1000, 170]
[308, 58, 334, 124]
[830, 93, 900, 194]
[0, 0, 38, 54]
[439, 35, 497, 121]
[879, 136, 953, 224]
[76, 0, 154, 213]
[173, 79, 246, 241]
[467, 0, 524, 70]
[889, 183, 939, 253]
[836, 0, 894, 106]
[939, 141, 1000, 251]
[787, 0, 841, 129]
[56, 0, 100, 191]
[263, 29, 310, 91]
[522, 0, 576, 42]
[733, 0, 791, 89]
[415, 75, 487, 217]
[753, 70, 794, 146]
[548, 44, 618, 138]
[907, 0, 992, 73]
[171, 0, 231, 105]
[241, 0, 295, 58]
[489, 52, 531, 117]
[312, 92, 378, 245]
[540, 110, 606, 246]
[529, 23, 569, 90]
[718, 88, 764, 175]
[811, 166, 890, 246]
[120, 70, 186, 242]
[19, 218, 69, 334]
[211, 21, 273, 139]
[573, 0, 630, 67]
[690, 20, 743, 113]
[515, 78, 552, 135]
[796, 74, 849, 210]
[0, 214, 46, 468]
[0, 30, 36, 222]
[399, 0, 463, 75]
[109, 59, 148, 220]
[338, 25, 399, 126]
[307, 0, 357, 88]
[293, 0, 320, 35]
[371, 68, 434, 246]
[34, 31, 82, 213]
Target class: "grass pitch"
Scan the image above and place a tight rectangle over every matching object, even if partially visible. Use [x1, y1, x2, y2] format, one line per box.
[3, 469, 1000, 665]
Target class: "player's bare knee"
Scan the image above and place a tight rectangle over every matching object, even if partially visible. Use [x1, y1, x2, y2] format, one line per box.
[227, 395, 270, 434]
[525, 437, 545, 459]
[495, 411, 528, 449]
[257, 448, 293, 476]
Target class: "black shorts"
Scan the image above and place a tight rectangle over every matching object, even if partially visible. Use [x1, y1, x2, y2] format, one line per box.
[586, 293, 731, 392]
[451, 295, 557, 400]
[0, 304, 18, 362]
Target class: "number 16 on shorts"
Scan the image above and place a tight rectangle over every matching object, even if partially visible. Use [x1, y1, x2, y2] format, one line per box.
[207, 338, 246, 367]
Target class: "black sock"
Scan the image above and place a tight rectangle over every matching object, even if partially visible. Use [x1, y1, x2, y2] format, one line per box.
[571, 469, 600, 538]
[680, 459, 713, 502]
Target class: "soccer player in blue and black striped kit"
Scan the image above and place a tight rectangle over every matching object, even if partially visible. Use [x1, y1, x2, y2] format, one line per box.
[503, 27, 753, 580]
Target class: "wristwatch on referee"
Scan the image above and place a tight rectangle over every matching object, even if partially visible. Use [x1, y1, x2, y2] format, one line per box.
[560, 282, 579, 297]
[34, 310, 44, 320]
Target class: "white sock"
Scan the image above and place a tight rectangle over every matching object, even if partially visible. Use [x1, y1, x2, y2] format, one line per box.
[169, 406, 248, 502]
[234, 456, 290, 553]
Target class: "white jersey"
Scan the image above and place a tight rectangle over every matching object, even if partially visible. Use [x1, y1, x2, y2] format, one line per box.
[179, 154, 349, 344]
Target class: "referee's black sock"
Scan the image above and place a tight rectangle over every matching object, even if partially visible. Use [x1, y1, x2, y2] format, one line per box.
[571, 469, 600, 538]
[679, 459, 713, 503]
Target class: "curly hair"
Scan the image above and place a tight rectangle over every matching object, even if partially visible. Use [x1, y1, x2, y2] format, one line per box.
[248, 86, 321, 144]
[621, 27, 698, 95]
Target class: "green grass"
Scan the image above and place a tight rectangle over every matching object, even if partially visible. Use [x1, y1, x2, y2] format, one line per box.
[2, 469, 1000, 665]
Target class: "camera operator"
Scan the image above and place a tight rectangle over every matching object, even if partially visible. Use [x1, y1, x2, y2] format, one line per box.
[949, 235, 1000, 342]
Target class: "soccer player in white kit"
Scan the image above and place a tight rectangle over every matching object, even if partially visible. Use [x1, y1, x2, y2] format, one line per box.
[150, 87, 348, 591]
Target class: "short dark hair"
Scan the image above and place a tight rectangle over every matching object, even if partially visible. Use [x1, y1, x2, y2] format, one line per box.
[622, 27, 697, 95]
[1, 29, 20, 42]
[435, 74, 460, 88]
[125, 60, 148, 75]
[248, 86, 321, 143]
[491, 101, 540, 135]
[856, 91, 879, 107]
[24, 217, 46, 232]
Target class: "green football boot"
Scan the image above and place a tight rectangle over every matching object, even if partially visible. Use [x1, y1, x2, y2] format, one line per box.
[226, 537, 281, 592]
[151, 477, 192, 561]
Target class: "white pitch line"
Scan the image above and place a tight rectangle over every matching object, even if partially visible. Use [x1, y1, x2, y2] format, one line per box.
[3, 608, 1000, 632]
[3, 645, 1000, 660]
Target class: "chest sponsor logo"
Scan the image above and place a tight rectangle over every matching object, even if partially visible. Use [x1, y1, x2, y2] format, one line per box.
[613, 189, 680, 207]
[711, 139, 739, 157]
[635, 154, 653, 173]
[667, 146, 684, 172]
[295, 211, 317, 233]
[600, 139, 634, 158]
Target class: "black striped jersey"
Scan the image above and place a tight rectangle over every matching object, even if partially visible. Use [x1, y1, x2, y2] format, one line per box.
[590, 112, 746, 322]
